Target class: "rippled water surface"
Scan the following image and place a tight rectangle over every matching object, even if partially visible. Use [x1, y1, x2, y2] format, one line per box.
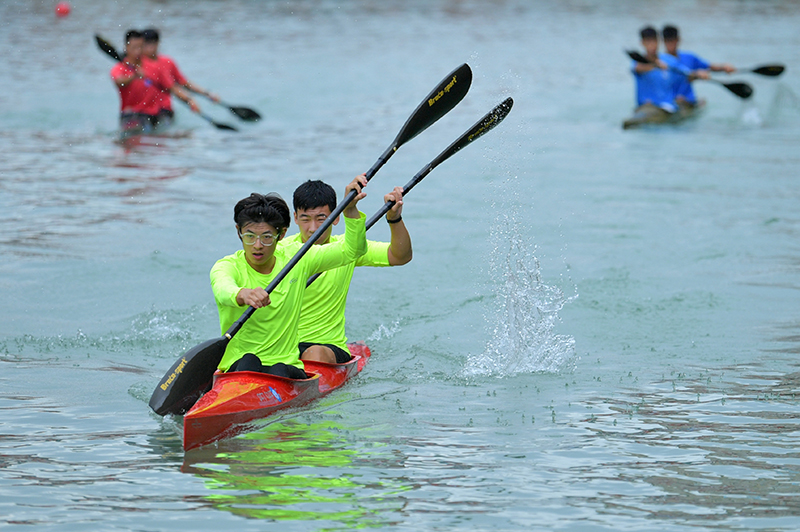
[2, 0, 800, 530]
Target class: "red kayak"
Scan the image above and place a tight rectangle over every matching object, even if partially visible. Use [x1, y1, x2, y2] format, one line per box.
[182, 342, 371, 450]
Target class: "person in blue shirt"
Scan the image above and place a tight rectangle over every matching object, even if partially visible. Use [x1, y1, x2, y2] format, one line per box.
[631, 26, 677, 113]
[661, 25, 735, 108]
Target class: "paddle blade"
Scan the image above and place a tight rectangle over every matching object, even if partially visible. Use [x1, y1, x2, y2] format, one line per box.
[149, 336, 229, 416]
[95, 34, 122, 62]
[364, 98, 514, 230]
[627, 50, 650, 64]
[724, 82, 754, 99]
[199, 113, 238, 131]
[392, 63, 473, 148]
[215, 122, 239, 131]
[751, 65, 785, 77]
[432, 97, 514, 167]
[228, 105, 261, 122]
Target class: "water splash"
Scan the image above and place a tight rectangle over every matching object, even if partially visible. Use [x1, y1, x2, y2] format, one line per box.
[464, 213, 577, 377]
[740, 105, 763, 127]
[766, 83, 800, 124]
[367, 322, 401, 343]
[1, 306, 206, 363]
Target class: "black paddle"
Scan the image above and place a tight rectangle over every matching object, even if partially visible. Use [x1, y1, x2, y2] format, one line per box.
[148, 63, 473, 416]
[94, 34, 239, 131]
[305, 97, 515, 287]
[191, 90, 261, 121]
[737, 64, 785, 77]
[214, 100, 261, 122]
[626, 50, 754, 100]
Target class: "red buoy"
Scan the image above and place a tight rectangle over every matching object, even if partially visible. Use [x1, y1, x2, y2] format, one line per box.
[55, 2, 71, 17]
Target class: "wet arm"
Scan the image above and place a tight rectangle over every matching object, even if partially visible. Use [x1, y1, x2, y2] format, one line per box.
[709, 63, 736, 73]
[387, 220, 412, 266]
[184, 81, 220, 102]
[171, 84, 200, 113]
[384, 186, 412, 266]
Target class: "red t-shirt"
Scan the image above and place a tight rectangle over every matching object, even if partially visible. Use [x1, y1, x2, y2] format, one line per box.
[110, 61, 163, 115]
[141, 55, 187, 112]
[157, 55, 187, 86]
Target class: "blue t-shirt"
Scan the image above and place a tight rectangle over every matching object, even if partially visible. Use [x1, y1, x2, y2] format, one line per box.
[631, 59, 676, 112]
[660, 51, 709, 104]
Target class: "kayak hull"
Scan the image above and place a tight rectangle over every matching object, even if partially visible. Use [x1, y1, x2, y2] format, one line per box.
[182, 342, 371, 450]
[622, 101, 706, 130]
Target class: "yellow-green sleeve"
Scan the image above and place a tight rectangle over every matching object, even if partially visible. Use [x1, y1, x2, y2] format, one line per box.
[305, 211, 368, 274]
[356, 240, 391, 267]
[210, 255, 244, 308]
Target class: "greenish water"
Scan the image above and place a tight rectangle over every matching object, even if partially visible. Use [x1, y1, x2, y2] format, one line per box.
[2, 0, 800, 530]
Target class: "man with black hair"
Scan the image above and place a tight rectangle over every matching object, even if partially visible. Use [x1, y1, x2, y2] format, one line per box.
[109, 30, 163, 134]
[630, 26, 677, 112]
[141, 28, 216, 124]
[209, 176, 368, 378]
[661, 25, 735, 108]
[286, 178, 412, 364]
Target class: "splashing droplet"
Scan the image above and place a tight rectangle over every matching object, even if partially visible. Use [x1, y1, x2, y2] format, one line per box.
[464, 211, 577, 376]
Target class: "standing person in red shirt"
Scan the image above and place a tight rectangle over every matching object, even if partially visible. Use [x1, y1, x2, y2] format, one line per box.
[142, 28, 218, 126]
[110, 29, 200, 135]
[110, 30, 163, 135]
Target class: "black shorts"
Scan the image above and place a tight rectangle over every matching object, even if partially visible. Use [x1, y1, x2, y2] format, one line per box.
[154, 108, 174, 129]
[119, 110, 173, 135]
[120, 112, 158, 135]
[298, 343, 352, 364]
[227, 353, 308, 379]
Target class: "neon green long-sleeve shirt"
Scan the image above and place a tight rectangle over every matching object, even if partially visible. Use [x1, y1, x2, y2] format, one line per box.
[285, 232, 390, 352]
[210, 212, 367, 371]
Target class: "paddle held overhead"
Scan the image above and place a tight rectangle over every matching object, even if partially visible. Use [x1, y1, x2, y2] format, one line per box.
[305, 96, 514, 288]
[148, 63, 473, 416]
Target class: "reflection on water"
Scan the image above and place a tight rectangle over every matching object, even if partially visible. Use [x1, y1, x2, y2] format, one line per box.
[0, 129, 196, 258]
[570, 358, 800, 527]
[182, 418, 408, 526]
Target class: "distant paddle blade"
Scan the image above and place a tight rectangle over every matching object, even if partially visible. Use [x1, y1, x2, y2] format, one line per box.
[199, 113, 238, 131]
[149, 336, 229, 416]
[627, 50, 649, 64]
[95, 34, 122, 62]
[726, 82, 754, 99]
[229, 106, 261, 122]
[752, 65, 785, 77]
[392, 63, 473, 148]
